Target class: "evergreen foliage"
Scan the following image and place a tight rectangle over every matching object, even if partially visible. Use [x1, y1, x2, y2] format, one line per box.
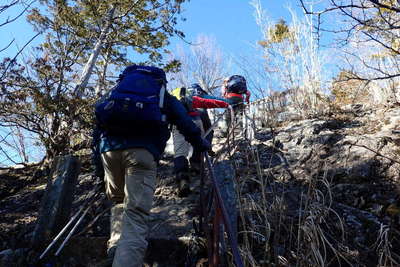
[0, 0, 188, 161]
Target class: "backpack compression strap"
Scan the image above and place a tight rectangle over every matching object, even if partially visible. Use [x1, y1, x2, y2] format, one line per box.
[159, 84, 166, 122]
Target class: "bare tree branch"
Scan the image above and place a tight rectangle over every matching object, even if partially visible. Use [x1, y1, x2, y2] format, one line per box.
[0, 0, 36, 27]
[168, 34, 227, 95]
[0, 38, 15, 52]
[0, 31, 41, 81]
[298, 0, 400, 96]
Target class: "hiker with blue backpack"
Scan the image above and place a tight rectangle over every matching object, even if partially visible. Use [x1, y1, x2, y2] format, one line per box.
[92, 65, 211, 267]
[171, 83, 230, 197]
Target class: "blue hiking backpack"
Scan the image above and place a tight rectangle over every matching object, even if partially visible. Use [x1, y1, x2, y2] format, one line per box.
[95, 65, 167, 134]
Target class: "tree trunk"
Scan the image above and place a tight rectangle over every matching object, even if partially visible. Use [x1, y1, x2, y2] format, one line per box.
[74, 5, 116, 97]
[31, 155, 81, 249]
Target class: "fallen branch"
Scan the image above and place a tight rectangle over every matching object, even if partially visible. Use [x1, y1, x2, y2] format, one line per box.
[348, 142, 400, 165]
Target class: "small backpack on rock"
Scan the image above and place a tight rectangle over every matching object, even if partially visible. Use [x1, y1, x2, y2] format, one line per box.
[95, 65, 167, 134]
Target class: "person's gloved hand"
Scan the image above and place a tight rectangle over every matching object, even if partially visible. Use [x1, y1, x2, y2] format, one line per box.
[197, 138, 211, 152]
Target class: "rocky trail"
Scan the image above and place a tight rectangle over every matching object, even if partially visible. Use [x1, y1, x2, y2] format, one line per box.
[1, 106, 400, 266]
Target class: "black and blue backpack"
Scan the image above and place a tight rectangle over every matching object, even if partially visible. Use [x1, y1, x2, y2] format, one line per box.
[226, 75, 247, 94]
[95, 65, 167, 134]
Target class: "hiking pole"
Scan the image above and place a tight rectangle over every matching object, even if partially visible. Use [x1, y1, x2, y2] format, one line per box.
[38, 205, 87, 260]
[74, 206, 111, 237]
[38, 184, 102, 259]
[54, 192, 105, 256]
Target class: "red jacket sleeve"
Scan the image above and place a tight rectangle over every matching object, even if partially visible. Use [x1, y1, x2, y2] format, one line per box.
[192, 96, 229, 109]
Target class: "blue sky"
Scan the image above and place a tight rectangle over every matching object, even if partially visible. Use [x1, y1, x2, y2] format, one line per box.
[0, 0, 303, 61]
[170, 0, 303, 56]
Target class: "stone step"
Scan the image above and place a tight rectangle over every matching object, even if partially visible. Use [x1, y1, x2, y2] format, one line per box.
[57, 235, 206, 267]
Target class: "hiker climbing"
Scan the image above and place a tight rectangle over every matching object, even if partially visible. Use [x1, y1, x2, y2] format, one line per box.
[92, 65, 210, 267]
[171, 83, 230, 197]
[222, 75, 251, 129]
[190, 83, 222, 157]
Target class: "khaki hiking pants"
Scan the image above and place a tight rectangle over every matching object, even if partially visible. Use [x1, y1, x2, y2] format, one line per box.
[173, 117, 204, 159]
[101, 148, 157, 267]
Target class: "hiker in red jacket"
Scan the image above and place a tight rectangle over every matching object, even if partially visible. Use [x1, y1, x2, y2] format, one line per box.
[171, 84, 230, 196]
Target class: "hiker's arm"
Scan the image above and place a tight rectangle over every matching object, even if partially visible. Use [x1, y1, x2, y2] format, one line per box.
[192, 96, 229, 109]
[165, 93, 208, 150]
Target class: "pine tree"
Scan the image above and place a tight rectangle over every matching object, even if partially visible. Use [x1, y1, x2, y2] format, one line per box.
[0, 0, 188, 161]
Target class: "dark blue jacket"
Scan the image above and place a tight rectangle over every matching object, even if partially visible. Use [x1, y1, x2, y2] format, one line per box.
[92, 92, 204, 163]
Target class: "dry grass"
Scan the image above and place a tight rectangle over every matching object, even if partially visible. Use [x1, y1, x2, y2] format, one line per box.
[373, 225, 400, 267]
[221, 112, 398, 266]
[235, 150, 355, 266]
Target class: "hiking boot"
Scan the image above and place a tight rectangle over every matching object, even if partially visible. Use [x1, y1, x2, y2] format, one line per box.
[190, 162, 201, 176]
[178, 179, 190, 197]
[176, 171, 190, 197]
[208, 149, 216, 157]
